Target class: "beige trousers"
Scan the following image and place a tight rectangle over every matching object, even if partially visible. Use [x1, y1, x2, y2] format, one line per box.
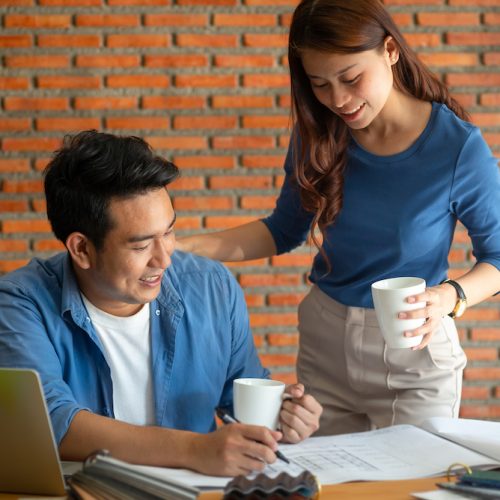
[297, 286, 467, 436]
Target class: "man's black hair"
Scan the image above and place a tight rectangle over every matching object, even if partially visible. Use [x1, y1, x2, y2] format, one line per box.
[44, 130, 179, 249]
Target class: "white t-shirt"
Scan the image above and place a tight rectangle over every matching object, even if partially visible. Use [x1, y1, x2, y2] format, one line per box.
[81, 295, 155, 426]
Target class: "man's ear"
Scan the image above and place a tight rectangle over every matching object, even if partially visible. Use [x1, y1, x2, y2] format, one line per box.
[66, 232, 94, 270]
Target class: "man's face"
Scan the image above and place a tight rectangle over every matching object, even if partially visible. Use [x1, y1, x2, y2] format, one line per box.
[82, 187, 176, 317]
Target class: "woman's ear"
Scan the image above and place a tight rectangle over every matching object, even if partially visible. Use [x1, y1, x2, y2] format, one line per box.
[384, 35, 400, 66]
[65, 232, 94, 270]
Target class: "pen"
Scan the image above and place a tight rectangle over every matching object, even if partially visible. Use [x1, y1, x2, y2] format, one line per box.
[215, 407, 290, 464]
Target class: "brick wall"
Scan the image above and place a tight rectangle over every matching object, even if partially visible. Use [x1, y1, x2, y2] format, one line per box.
[0, 0, 499, 418]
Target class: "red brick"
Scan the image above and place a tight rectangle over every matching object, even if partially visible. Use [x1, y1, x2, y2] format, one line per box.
[268, 293, 305, 307]
[173, 196, 234, 211]
[481, 94, 500, 106]
[279, 94, 291, 108]
[484, 53, 500, 66]
[0, 118, 31, 132]
[245, 294, 265, 308]
[39, 0, 100, 3]
[225, 259, 268, 268]
[5, 97, 68, 112]
[459, 405, 493, 419]
[243, 74, 290, 88]
[385, 0, 442, 3]
[205, 215, 258, 229]
[260, 354, 297, 367]
[209, 175, 272, 189]
[108, 0, 170, 4]
[446, 32, 500, 46]
[0, 77, 29, 90]
[461, 386, 490, 400]
[280, 13, 292, 27]
[74, 96, 137, 110]
[243, 34, 288, 48]
[5, 55, 69, 68]
[0, 240, 29, 252]
[0, 35, 32, 48]
[464, 347, 498, 361]
[450, 0, 499, 4]
[105, 116, 169, 130]
[404, 33, 441, 47]
[212, 136, 274, 149]
[240, 196, 277, 210]
[32, 239, 65, 252]
[175, 75, 236, 88]
[214, 55, 275, 68]
[417, 13, 479, 26]
[36, 117, 101, 132]
[452, 93, 476, 108]
[484, 13, 500, 25]
[0, 201, 29, 212]
[144, 13, 207, 26]
[471, 113, 500, 127]
[2, 180, 43, 193]
[5, 14, 70, 28]
[243, 115, 290, 129]
[240, 273, 301, 287]
[484, 133, 500, 148]
[0, 159, 30, 172]
[2, 137, 61, 152]
[107, 74, 169, 88]
[244, 0, 295, 5]
[145, 54, 208, 68]
[173, 116, 237, 130]
[168, 177, 204, 191]
[1, 220, 52, 233]
[0, 0, 32, 4]
[392, 13, 413, 26]
[214, 14, 276, 26]
[270, 372, 297, 385]
[0, 260, 29, 273]
[177, 0, 236, 5]
[212, 96, 273, 108]
[34, 158, 51, 171]
[462, 309, 500, 321]
[241, 155, 284, 168]
[142, 96, 205, 109]
[174, 217, 201, 230]
[470, 328, 500, 341]
[37, 75, 101, 89]
[32, 200, 46, 212]
[173, 156, 234, 169]
[177, 34, 238, 48]
[146, 136, 207, 150]
[267, 333, 299, 347]
[446, 73, 500, 87]
[76, 54, 140, 68]
[37, 34, 101, 48]
[418, 52, 478, 66]
[249, 313, 297, 328]
[464, 367, 500, 381]
[271, 254, 314, 267]
[76, 14, 139, 27]
[448, 248, 466, 262]
[107, 34, 169, 48]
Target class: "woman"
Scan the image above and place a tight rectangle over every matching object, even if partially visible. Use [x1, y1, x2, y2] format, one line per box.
[178, 0, 500, 436]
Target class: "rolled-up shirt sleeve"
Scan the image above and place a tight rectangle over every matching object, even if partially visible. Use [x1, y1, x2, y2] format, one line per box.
[261, 142, 313, 254]
[450, 127, 500, 271]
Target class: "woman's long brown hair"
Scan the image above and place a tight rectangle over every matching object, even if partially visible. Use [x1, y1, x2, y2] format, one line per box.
[288, 0, 469, 263]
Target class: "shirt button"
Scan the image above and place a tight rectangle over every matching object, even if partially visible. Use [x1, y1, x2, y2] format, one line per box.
[155, 309, 160, 316]
[86, 317, 90, 322]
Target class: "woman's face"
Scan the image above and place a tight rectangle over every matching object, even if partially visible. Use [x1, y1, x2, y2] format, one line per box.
[300, 37, 399, 130]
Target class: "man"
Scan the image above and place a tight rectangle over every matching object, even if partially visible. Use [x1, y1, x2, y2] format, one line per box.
[0, 131, 321, 476]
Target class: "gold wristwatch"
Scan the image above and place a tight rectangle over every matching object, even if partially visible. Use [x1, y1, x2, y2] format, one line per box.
[440, 279, 467, 318]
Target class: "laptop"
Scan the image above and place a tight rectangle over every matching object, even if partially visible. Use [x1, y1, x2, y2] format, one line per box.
[0, 367, 67, 496]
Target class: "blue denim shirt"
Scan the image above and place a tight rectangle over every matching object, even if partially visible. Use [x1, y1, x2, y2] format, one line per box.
[0, 251, 268, 444]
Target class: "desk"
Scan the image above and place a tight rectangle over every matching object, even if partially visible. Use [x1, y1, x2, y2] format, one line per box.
[0, 476, 445, 499]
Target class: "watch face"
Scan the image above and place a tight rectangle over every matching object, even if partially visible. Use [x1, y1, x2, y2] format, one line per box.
[455, 300, 467, 318]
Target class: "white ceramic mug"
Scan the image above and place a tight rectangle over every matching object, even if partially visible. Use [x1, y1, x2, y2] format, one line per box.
[371, 277, 426, 349]
[233, 378, 285, 430]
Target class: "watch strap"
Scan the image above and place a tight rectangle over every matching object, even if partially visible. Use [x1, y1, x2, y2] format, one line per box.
[440, 279, 467, 318]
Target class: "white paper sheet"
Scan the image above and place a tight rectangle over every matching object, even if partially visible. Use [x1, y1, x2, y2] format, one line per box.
[124, 424, 500, 488]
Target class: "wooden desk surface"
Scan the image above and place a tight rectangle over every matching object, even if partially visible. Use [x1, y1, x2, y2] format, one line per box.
[0, 476, 446, 499]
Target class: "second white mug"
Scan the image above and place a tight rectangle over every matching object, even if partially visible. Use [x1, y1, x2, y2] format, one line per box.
[233, 378, 285, 430]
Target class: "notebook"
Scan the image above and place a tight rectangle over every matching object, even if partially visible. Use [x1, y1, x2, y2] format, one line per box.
[0, 367, 67, 496]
